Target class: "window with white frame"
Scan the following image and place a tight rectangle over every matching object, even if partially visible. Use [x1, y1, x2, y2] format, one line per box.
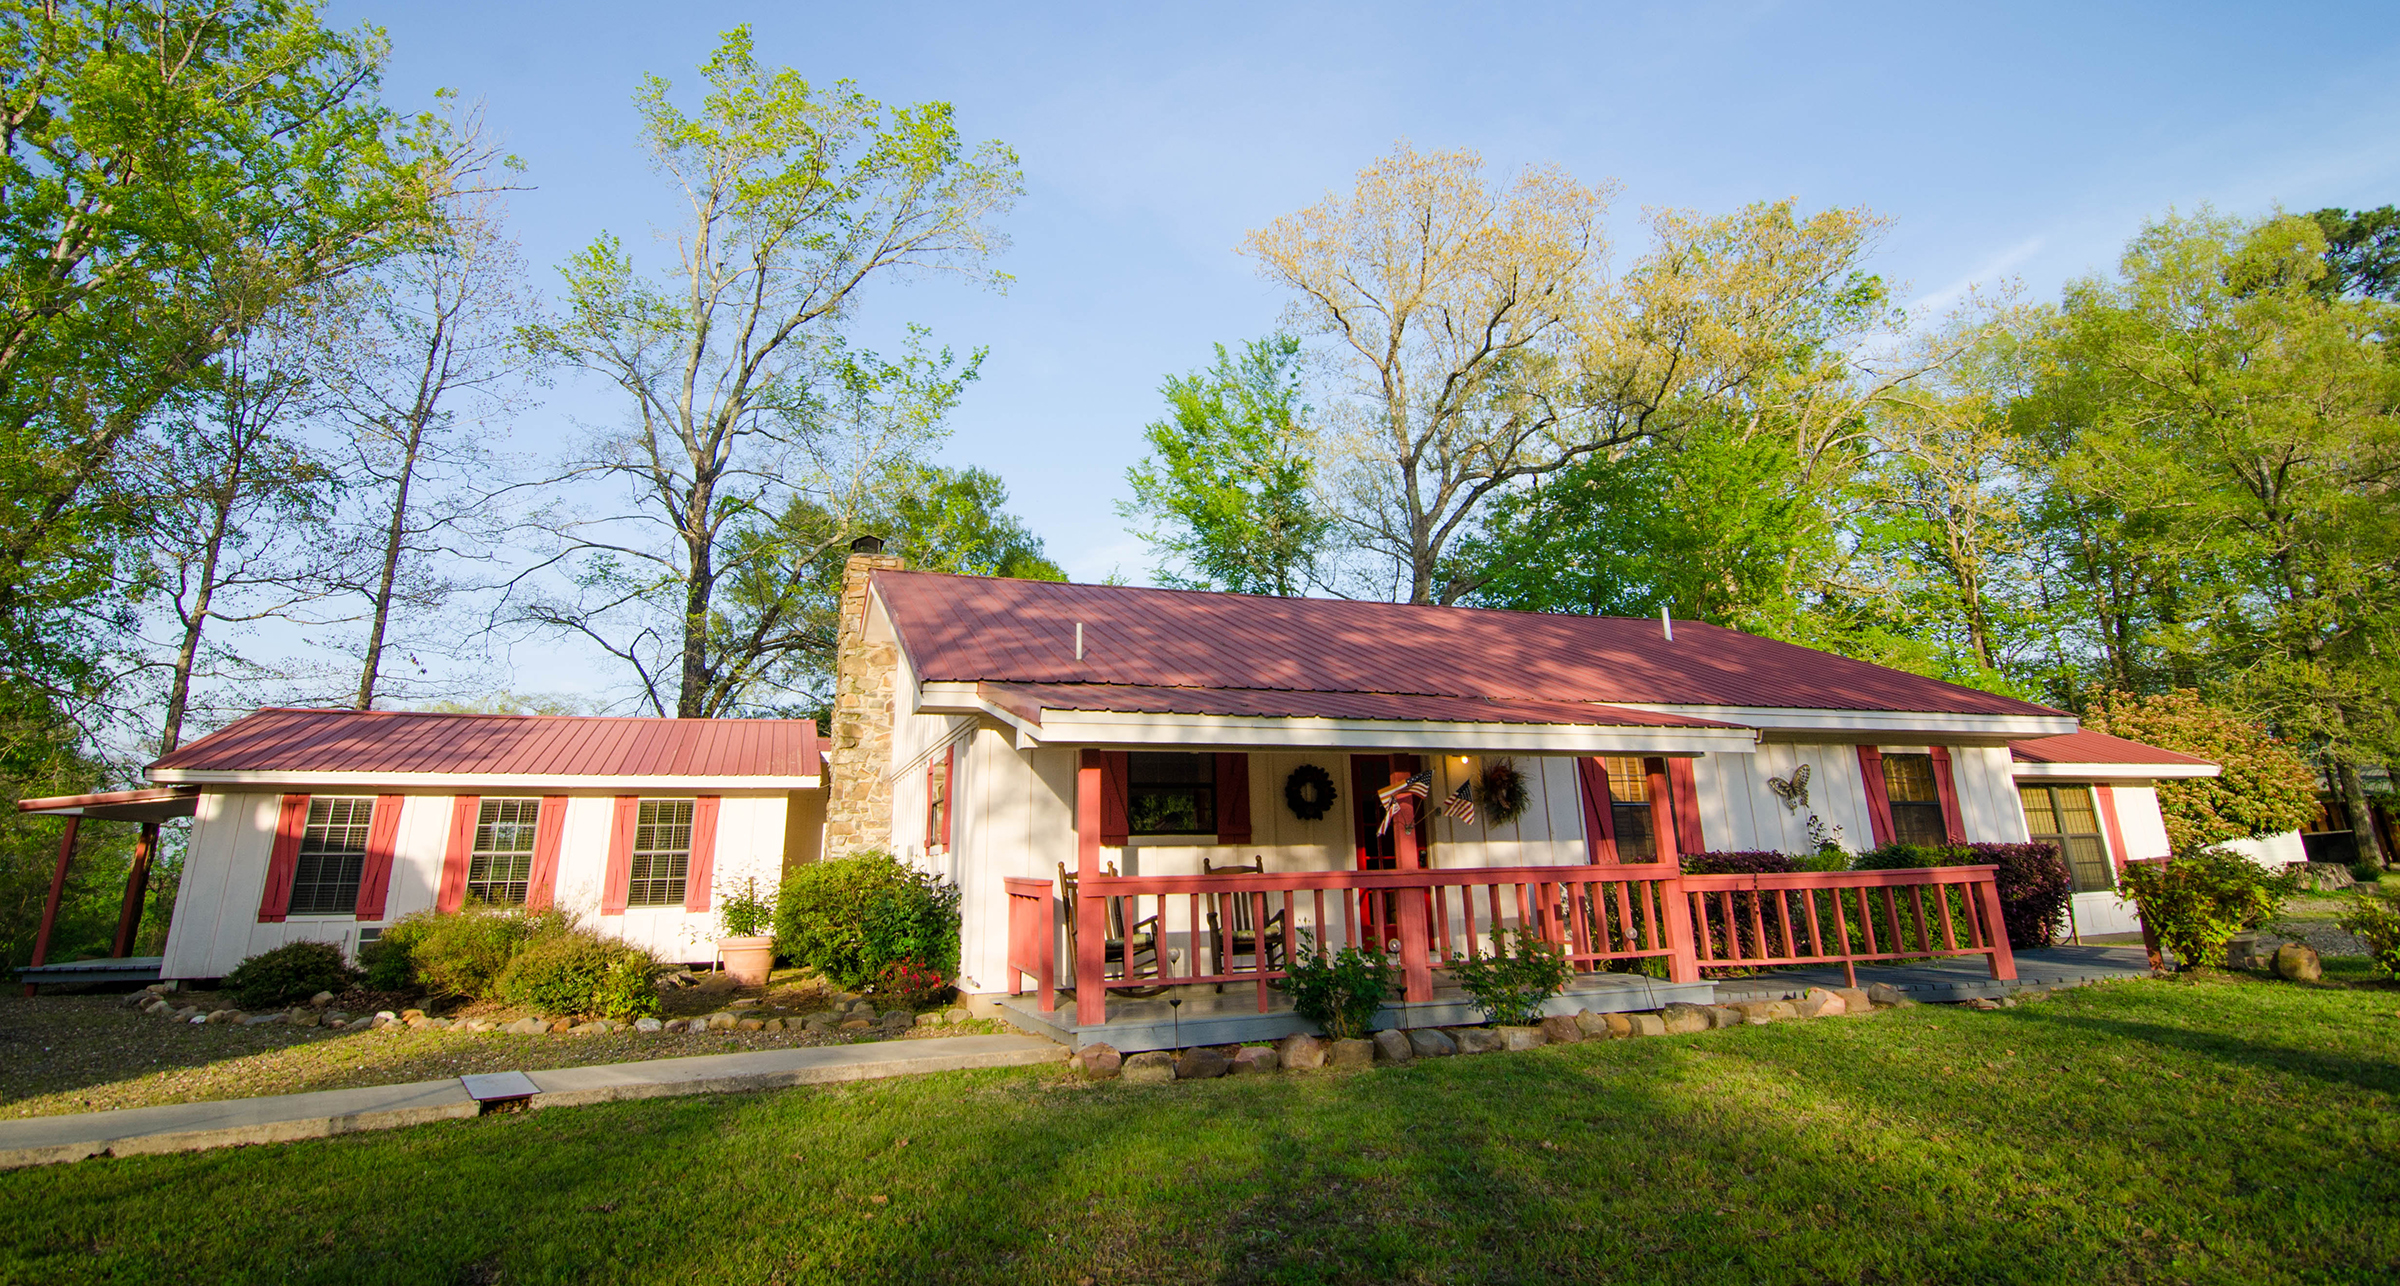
[1881, 753, 1949, 846]
[469, 798, 540, 905]
[1602, 756, 1656, 861]
[290, 797, 375, 915]
[627, 799, 693, 907]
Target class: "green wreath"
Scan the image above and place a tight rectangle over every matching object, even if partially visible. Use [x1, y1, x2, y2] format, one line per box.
[1284, 764, 1339, 821]
[1479, 758, 1530, 825]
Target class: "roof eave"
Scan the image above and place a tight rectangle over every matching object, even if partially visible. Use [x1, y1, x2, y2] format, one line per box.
[2011, 761, 2221, 780]
[148, 770, 823, 790]
[1003, 708, 1759, 755]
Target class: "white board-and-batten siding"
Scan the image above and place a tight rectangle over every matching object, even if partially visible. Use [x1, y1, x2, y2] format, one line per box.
[160, 790, 792, 979]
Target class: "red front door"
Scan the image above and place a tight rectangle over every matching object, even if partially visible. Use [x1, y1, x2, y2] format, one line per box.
[1351, 754, 1427, 946]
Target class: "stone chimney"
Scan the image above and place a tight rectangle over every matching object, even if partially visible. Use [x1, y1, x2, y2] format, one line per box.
[824, 536, 903, 860]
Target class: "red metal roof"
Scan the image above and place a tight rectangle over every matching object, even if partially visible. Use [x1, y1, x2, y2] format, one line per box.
[2008, 729, 2212, 767]
[977, 683, 1743, 728]
[148, 708, 821, 780]
[878, 572, 2062, 717]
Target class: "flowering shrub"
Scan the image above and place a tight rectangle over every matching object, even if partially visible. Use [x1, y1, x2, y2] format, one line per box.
[872, 957, 954, 1009]
[1447, 928, 1571, 1026]
[2117, 849, 2292, 969]
[776, 851, 961, 988]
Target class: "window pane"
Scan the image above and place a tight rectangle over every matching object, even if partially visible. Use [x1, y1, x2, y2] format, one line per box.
[1603, 757, 1650, 803]
[1128, 753, 1214, 834]
[291, 797, 374, 915]
[1892, 801, 1949, 847]
[1612, 804, 1656, 861]
[469, 798, 540, 906]
[628, 799, 693, 906]
[1129, 753, 1212, 786]
[2064, 836, 2113, 892]
[1883, 754, 1939, 804]
[2018, 786, 2059, 835]
[2054, 787, 2101, 834]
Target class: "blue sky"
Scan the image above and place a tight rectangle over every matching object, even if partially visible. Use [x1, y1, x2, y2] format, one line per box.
[325, 0, 2400, 695]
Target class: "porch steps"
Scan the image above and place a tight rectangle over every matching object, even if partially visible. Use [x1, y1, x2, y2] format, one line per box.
[997, 973, 1716, 1052]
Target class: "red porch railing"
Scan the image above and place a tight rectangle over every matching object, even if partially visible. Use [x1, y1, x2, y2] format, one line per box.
[1682, 865, 2018, 987]
[1008, 863, 1699, 1022]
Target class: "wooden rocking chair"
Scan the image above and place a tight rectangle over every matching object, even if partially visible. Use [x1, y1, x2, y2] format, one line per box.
[1058, 863, 1171, 998]
[1202, 856, 1289, 993]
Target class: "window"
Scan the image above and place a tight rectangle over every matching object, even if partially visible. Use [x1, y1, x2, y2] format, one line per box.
[2021, 784, 2113, 892]
[1603, 757, 1657, 861]
[1881, 753, 1949, 846]
[1128, 753, 1214, 835]
[627, 799, 694, 907]
[290, 797, 375, 916]
[469, 798, 540, 906]
[925, 752, 952, 853]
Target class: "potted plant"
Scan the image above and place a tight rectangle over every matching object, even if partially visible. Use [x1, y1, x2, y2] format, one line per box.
[715, 878, 778, 986]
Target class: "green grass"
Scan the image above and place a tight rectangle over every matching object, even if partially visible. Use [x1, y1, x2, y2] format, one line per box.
[5, 967, 2396, 1285]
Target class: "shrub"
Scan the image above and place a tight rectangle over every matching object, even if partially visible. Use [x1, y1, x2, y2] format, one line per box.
[1285, 938, 1393, 1040]
[1447, 927, 1572, 1026]
[496, 931, 662, 1020]
[2337, 893, 2400, 980]
[1854, 841, 2072, 949]
[222, 941, 357, 1009]
[776, 851, 960, 988]
[362, 904, 576, 1001]
[2117, 848, 2293, 969]
[717, 877, 776, 939]
[1679, 850, 1795, 876]
[872, 957, 954, 1009]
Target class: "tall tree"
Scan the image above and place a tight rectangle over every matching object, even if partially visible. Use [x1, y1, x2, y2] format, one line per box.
[2306, 205, 2400, 301]
[0, 1, 441, 707]
[1121, 334, 1330, 596]
[524, 28, 1020, 717]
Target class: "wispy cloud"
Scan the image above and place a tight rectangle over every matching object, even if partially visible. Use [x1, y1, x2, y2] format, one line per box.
[1910, 235, 2046, 315]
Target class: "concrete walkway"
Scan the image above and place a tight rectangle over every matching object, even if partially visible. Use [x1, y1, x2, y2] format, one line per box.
[1712, 944, 2158, 1005]
[0, 1033, 1062, 1170]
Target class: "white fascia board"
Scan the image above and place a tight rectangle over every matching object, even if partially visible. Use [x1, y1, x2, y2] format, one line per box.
[1607, 703, 2077, 743]
[149, 771, 820, 791]
[1013, 709, 1757, 755]
[914, 682, 1039, 748]
[2011, 762, 2220, 780]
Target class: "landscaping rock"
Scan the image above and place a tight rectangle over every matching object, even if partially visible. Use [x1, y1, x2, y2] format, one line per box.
[945, 1007, 971, 1025]
[2296, 861, 2356, 893]
[288, 1010, 319, 1028]
[2224, 932, 2279, 970]
[1830, 987, 1873, 1014]
[1625, 1013, 1667, 1038]
[635, 1017, 664, 1033]
[1659, 1003, 1710, 1035]
[1539, 1015, 1585, 1044]
[1278, 1032, 1328, 1070]
[375, 1010, 397, 1024]
[1176, 1046, 1231, 1079]
[309, 991, 335, 1008]
[707, 1012, 740, 1031]
[570, 1021, 605, 1034]
[1603, 1012, 1632, 1039]
[880, 1012, 915, 1034]
[1327, 1038, 1376, 1067]
[400, 1008, 426, 1023]
[1573, 1010, 1611, 1038]
[839, 1019, 872, 1033]
[1703, 1005, 1744, 1030]
[1865, 982, 1914, 1008]
[1122, 1051, 1176, 1084]
[1073, 1043, 1123, 1080]
[243, 1012, 285, 1026]
[345, 1016, 374, 1031]
[120, 990, 151, 1009]
[735, 1018, 763, 1031]
[662, 1018, 689, 1034]
[2274, 943, 2324, 983]
[207, 1010, 241, 1024]
[1372, 1030, 1414, 1063]
[548, 1019, 573, 1033]
[1498, 1025, 1547, 1051]
[803, 1018, 834, 1035]
[1790, 989, 1847, 1018]
[1965, 997, 2003, 1011]
[1407, 1028, 1457, 1058]
[916, 1012, 943, 1027]
[1230, 1045, 1281, 1075]
[1453, 1027, 1503, 1054]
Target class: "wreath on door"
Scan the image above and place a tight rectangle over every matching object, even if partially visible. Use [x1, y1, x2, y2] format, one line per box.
[1284, 764, 1339, 821]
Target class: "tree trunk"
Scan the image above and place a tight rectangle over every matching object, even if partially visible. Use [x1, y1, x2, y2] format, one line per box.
[2336, 757, 2388, 868]
[354, 416, 427, 710]
[160, 472, 240, 756]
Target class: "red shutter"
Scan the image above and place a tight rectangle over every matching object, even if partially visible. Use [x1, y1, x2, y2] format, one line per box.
[1667, 759, 1705, 856]
[352, 794, 405, 921]
[2094, 785, 2131, 864]
[1928, 747, 1968, 843]
[1215, 753, 1252, 845]
[256, 794, 310, 923]
[928, 747, 955, 852]
[436, 795, 481, 913]
[1576, 757, 1618, 863]
[683, 796, 721, 913]
[1100, 751, 1130, 846]
[601, 795, 639, 915]
[525, 796, 567, 911]
[1643, 758, 1679, 863]
[1857, 746, 1895, 848]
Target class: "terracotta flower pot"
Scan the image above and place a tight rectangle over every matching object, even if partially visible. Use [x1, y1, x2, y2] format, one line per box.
[717, 935, 775, 986]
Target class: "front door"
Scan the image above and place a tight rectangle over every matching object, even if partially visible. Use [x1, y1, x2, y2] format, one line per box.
[1351, 754, 1427, 946]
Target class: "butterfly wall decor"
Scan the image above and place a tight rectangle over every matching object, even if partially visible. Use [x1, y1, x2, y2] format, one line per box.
[1767, 763, 1812, 812]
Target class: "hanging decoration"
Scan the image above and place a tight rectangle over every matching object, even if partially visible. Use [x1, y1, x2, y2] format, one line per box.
[1283, 764, 1338, 821]
[1477, 758, 1529, 825]
[1768, 764, 1812, 812]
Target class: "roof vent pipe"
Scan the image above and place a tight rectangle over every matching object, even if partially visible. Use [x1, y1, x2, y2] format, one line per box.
[1075, 622, 1085, 662]
[1660, 607, 1674, 643]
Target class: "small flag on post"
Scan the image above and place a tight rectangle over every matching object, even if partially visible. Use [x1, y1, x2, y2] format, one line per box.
[1375, 769, 1433, 835]
[1439, 781, 1476, 825]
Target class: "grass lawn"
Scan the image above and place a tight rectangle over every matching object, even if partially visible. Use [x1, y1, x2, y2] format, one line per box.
[4, 966, 2395, 1286]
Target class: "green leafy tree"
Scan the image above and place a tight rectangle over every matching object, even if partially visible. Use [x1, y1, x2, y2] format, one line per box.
[523, 28, 1021, 717]
[1121, 334, 1330, 595]
[2306, 206, 2400, 301]
[2085, 689, 2321, 852]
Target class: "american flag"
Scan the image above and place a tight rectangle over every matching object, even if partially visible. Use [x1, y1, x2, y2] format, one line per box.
[1376, 769, 1433, 835]
[1439, 781, 1476, 825]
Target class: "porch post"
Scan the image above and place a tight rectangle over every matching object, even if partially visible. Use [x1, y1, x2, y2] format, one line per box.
[1390, 774, 1432, 1003]
[1076, 750, 1108, 1027]
[112, 821, 159, 958]
[27, 814, 78, 994]
[1977, 876, 2019, 981]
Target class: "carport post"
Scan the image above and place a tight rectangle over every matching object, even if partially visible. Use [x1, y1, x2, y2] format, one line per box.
[27, 814, 79, 994]
[112, 821, 160, 958]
